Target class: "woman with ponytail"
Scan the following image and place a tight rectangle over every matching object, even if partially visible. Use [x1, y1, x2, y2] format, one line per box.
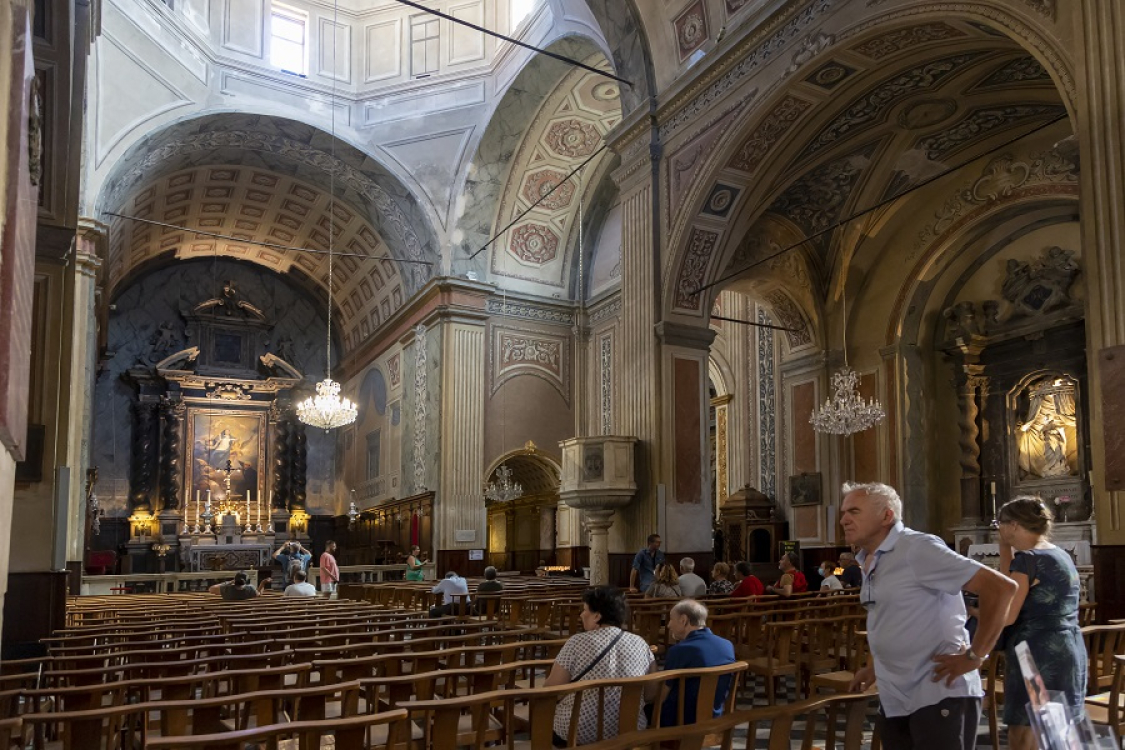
[996, 496, 1087, 749]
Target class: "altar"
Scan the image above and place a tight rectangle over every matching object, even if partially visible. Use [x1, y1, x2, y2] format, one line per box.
[190, 544, 271, 572]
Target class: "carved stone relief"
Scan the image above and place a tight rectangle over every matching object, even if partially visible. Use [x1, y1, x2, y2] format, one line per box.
[674, 228, 721, 312]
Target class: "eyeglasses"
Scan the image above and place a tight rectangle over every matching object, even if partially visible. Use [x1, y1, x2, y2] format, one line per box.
[861, 571, 875, 609]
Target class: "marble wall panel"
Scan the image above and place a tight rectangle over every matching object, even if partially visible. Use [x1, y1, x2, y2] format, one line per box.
[364, 20, 401, 83]
[449, 1, 486, 66]
[221, 0, 265, 58]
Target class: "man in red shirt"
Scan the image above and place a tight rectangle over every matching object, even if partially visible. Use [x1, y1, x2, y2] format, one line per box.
[730, 561, 764, 597]
[767, 552, 807, 597]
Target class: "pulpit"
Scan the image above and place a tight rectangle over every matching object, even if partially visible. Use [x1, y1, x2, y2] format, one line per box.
[719, 485, 787, 576]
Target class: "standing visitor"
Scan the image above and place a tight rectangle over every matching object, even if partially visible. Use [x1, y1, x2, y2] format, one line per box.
[319, 540, 339, 594]
[996, 497, 1087, 750]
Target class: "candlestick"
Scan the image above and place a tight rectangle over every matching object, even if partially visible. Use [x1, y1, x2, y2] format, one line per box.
[990, 482, 997, 519]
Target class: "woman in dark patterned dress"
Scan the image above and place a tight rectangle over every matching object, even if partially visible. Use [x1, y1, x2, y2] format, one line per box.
[997, 496, 1087, 750]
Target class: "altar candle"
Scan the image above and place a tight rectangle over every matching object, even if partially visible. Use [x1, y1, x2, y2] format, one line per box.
[990, 482, 997, 517]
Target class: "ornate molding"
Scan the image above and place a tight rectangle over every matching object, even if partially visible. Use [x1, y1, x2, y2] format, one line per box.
[589, 297, 623, 327]
[485, 298, 575, 325]
[490, 325, 571, 404]
[674, 227, 722, 312]
[599, 332, 613, 435]
[764, 290, 814, 349]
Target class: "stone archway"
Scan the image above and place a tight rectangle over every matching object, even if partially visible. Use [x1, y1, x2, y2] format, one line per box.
[484, 450, 563, 572]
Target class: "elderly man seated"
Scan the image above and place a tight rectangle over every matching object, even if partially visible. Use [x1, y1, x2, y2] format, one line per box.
[653, 599, 736, 727]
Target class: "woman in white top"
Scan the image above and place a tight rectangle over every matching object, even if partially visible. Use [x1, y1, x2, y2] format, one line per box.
[545, 587, 655, 746]
[818, 561, 843, 591]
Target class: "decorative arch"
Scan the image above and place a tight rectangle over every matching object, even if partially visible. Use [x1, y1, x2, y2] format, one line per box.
[94, 112, 442, 353]
[658, 1, 1077, 321]
[485, 448, 563, 498]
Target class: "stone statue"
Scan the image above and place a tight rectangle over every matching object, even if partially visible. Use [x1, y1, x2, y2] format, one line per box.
[1017, 377, 1079, 479]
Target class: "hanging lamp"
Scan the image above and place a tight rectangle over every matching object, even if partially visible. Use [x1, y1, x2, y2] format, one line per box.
[809, 286, 885, 436]
[297, 0, 357, 432]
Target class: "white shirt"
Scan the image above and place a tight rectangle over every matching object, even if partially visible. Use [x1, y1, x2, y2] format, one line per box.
[432, 575, 470, 604]
[820, 574, 843, 591]
[284, 581, 317, 597]
[858, 522, 985, 717]
[678, 572, 707, 598]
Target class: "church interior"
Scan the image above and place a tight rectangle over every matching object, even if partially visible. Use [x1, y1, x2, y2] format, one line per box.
[0, 0, 1123, 739]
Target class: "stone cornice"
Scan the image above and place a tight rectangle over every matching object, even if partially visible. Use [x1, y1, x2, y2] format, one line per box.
[341, 276, 491, 380]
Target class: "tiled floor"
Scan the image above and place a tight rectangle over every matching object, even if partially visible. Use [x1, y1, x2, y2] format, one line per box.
[727, 674, 1115, 749]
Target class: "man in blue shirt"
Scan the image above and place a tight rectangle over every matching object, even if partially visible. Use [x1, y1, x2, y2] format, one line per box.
[628, 534, 664, 592]
[842, 481, 1015, 750]
[659, 599, 736, 727]
[273, 541, 311, 587]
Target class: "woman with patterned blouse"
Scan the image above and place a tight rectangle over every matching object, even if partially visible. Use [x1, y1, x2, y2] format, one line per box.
[544, 587, 656, 746]
[708, 562, 735, 595]
[997, 496, 1087, 750]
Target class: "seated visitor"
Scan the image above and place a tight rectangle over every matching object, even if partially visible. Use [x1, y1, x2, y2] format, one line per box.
[477, 565, 504, 593]
[730, 561, 764, 597]
[644, 563, 682, 598]
[838, 551, 863, 588]
[284, 569, 317, 597]
[707, 562, 735, 595]
[676, 557, 707, 598]
[657, 599, 736, 727]
[819, 560, 843, 591]
[545, 586, 656, 746]
[273, 541, 311, 586]
[208, 571, 268, 600]
[766, 552, 807, 597]
[430, 570, 470, 617]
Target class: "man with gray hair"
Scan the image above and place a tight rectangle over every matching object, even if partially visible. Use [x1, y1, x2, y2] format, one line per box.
[676, 557, 707, 598]
[656, 599, 736, 727]
[842, 481, 1016, 750]
[838, 550, 863, 588]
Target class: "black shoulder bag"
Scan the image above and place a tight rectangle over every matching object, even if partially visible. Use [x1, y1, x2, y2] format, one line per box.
[572, 629, 625, 682]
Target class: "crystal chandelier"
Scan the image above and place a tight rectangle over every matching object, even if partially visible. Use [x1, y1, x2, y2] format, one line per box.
[485, 463, 523, 504]
[810, 366, 886, 435]
[809, 287, 886, 436]
[297, 9, 356, 432]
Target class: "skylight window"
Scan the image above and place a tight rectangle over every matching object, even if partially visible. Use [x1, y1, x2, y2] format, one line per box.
[270, 6, 307, 76]
[511, 0, 536, 30]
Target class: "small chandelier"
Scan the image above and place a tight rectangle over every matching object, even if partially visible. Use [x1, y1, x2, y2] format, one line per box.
[810, 286, 886, 436]
[297, 15, 356, 433]
[485, 463, 523, 504]
[347, 499, 360, 525]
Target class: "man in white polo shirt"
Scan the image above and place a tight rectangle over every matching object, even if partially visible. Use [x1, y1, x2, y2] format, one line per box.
[843, 481, 1016, 750]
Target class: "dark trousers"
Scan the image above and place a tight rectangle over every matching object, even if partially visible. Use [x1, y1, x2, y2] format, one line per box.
[877, 696, 982, 750]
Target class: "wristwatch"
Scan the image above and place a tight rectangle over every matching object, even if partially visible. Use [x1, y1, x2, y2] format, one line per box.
[964, 647, 986, 662]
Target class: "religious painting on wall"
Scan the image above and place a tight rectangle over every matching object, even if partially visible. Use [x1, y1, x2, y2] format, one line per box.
[789, 472, 822, 506]
[185, 410, 267, 505]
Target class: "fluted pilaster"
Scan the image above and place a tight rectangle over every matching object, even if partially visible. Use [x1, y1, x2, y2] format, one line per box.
[436, 318, 486, 551]
[1077, 0, 1125, 543]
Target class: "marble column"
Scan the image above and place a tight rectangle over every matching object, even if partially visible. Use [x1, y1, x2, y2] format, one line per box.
[945, 335, 987, 524]
[435, 311, 487, 556]
[63, 221, 103, 565]
[1078, 1, 1125, 548]
[656, 323, 718, 557]
[610, 137, 661, 550]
